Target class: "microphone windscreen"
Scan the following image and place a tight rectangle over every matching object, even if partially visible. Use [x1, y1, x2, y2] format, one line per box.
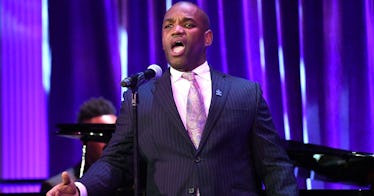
[147, 64, 162, 78]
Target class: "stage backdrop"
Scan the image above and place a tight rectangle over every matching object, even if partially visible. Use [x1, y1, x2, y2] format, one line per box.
[1, 0, 373, 192]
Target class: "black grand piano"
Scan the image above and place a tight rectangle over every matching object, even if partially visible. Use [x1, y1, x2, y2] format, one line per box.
[283, 140, 374, 195]
[57, 124, 374, 195]
[283, 140, 374, 187]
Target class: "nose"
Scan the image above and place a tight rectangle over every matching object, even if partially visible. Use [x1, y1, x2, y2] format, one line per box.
[172, 25, 185, 36]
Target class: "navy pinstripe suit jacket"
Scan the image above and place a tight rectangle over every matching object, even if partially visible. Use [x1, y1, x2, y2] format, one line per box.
[80, 68, 298, 196]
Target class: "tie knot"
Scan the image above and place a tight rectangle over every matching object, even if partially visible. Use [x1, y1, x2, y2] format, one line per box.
[182, 72, 196, 81]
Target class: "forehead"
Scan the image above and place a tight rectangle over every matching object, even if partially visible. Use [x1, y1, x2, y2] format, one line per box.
[163, 3, 200, 22]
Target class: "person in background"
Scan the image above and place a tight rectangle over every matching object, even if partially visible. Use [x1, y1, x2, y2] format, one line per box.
[47, 2, 298, 195]
[40, 97, 117, 193]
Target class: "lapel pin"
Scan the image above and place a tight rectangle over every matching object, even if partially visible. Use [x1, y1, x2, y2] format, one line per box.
[215, 89, 222, 97]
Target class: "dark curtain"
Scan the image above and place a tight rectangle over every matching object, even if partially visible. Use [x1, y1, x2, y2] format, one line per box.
[47, 0, 374, 190]
[47, 0, 121, 175]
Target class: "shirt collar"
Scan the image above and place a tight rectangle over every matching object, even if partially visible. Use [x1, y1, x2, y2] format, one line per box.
[170, 61, 210, 83]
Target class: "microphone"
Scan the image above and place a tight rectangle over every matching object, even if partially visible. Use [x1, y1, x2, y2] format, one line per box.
[121, 64, 162, 87]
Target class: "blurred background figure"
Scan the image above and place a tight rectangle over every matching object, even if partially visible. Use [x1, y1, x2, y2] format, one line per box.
[40, 97, 117, 193]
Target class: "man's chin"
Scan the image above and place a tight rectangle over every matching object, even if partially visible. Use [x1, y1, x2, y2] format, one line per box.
[168, 59, 187, 70]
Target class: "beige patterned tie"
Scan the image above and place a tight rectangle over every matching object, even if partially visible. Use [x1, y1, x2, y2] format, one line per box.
[182, 72, 206, 149]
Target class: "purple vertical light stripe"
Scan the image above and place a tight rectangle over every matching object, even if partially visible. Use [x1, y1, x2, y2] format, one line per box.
[298, 0, 309, 144]
[21, 0, 28, 178]
[365, 0, 374, 145]
[218, 0, 228, 73]
[322, 1, 347, 190]
[18, 0, 24, 178]
[2, 0, 8, 177]
[26, 0, 32, 177]
[6, 0, 12, 178]
[242, 0, 254, 80]
[33, 1, 42, 176]
[256, 0, 268, 97]
[148, 0, 156, 63]
[197, 0, 204, 8]
[322, 0, 346, 151]
[1, 0, 48, 187]
[103, 0, 121, 99]
[12, 2, 18, 175]
[298, 0, 311, 189]
[275, 0, 291, 139]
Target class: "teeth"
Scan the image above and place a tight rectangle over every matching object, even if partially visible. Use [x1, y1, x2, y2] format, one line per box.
[174, 41, 183, 47]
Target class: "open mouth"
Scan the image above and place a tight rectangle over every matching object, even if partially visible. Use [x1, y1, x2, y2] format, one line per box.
[171, 40, 185, 55]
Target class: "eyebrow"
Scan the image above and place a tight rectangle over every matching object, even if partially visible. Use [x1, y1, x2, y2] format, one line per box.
[163, 17, 196, 24]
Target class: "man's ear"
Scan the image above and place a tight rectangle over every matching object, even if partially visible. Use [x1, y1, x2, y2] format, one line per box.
[204, 29, 213, 46]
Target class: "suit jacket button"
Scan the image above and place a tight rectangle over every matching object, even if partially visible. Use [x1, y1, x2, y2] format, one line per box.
[194, 157, 201, 163]
[187, 187, 195, 194]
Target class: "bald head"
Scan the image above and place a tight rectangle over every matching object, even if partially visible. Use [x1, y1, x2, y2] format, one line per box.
[165, 1, 210, 31]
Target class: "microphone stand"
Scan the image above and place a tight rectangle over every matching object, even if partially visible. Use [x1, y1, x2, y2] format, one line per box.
[122, 67, 161, 196]
[131, 88, 141, 196]
[127, 78, 142, 196]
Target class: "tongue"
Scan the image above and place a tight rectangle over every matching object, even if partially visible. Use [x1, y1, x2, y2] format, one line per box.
[172, 46, 185, 54]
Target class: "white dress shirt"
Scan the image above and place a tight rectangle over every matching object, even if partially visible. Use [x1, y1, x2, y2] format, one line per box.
[170, 61, 212, 130]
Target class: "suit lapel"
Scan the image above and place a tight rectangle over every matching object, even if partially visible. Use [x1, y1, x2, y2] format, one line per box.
[198, 70, 230, 152]
[153, 69, 192, 143]
[154, 68, 231, 152]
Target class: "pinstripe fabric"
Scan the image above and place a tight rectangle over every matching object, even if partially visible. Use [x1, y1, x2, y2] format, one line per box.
[80, 68, 299, 196]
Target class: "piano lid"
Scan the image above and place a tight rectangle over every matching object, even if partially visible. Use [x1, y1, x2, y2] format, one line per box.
[56, 123, 116, 143]
[284, 140, 374, 186]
